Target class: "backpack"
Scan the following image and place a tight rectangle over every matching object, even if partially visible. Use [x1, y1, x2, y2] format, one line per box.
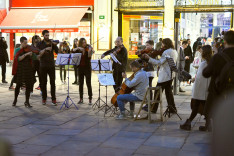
[215, 52, 234, 93]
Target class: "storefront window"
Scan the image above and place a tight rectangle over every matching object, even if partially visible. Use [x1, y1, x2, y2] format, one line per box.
[122, 14, 163, 59]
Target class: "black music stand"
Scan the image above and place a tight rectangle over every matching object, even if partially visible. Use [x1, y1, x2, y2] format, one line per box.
[91, 59, 113, 116]
[56, 53, 81, 110]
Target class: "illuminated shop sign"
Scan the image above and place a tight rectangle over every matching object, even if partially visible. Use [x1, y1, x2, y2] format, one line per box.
[119, 0, 164, 8]
[175, 0, 233, 6]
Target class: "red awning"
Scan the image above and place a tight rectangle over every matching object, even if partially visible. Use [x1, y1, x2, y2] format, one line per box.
[0, 8, 88, 33]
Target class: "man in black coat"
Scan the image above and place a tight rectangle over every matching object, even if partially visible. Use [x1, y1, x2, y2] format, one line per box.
[184, 39, 193, 73]
[101, 37, 128, 92]
[201, 30, 234, 131]
[192, 37, 202, 60]
[0, 32, 9, 83]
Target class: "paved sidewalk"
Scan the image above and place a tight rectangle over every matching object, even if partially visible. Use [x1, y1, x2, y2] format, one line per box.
[0, 66, 211, 156]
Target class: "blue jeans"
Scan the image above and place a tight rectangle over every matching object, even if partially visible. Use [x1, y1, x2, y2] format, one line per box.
[117, 94, 141, 112]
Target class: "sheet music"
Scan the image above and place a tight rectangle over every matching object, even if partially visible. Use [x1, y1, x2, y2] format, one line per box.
[55, 54, 70, 65]
[56, 53, 82, 66]
[110, 53, 122, 65]
[70, 53, 82, 65]
[91, 59, 112, 71]
[97, 73, 115, 86]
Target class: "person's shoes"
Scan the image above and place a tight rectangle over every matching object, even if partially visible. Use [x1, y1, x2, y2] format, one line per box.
[179, 87, 185, 92]
[116, 112, 126, 120]
[2, 80, 8, 83]
[42, 100, 46, 105]
[12, 99, 17, 106]
[35, 86, 40, 90]
[72, 81, 77, 85]
[180, 119, 191, 131]
[127, 110, 134, 119]
[9, 86, 15, 91]
[24, 102, 32, 108]
[199, 126, 208, 131]
[52, 100, 57, 106]
[88, 99, 92, 105]
[78, 99, 83, 104]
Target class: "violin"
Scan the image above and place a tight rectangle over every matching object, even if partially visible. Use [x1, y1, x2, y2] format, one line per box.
[23, 45, 40, 54]
[136, 48, 151, 57]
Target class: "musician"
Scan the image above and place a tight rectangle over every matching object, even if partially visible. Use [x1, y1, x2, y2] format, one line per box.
[137, 40, 156, 100]
[37, 30, 59, 106]
[12, 37, 36, 107]
[72, 38, 79, 85]
[142, 38, 178, 114]
[59, 41, 70, 84]
[101, 37, 127, 92]
[31, 35, 41, 91]
[73, 38, 94, 105]
[0, 32, 9, 83]
[116, 61, 149, 120]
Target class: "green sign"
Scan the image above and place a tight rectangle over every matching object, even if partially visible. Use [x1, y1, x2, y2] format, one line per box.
[99, 15, 105, 19]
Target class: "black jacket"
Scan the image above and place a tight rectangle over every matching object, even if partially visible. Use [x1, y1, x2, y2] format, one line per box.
[37, 40, 58, 67]
[0, 40, 9, 63]
[184, 45, 193, 64]
[103, 45, 128, 72]
[203, 47, 234, 94]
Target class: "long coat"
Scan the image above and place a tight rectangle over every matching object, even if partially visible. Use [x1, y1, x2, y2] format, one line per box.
[0, 40, 9, 64]
[192, 61, 210, 100]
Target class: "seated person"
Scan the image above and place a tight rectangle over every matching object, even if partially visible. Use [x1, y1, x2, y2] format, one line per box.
[116, 61, 149, 120]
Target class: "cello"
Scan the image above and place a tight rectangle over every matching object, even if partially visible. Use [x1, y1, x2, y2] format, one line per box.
[111, 69, 140, 107]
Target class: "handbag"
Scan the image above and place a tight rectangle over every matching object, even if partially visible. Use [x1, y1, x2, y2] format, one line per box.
[192, 57, 201, 68]
[179, 70, 192, 81]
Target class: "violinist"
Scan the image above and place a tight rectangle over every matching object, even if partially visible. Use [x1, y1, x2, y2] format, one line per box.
[101, 37, 127, 92]
[141, 38, 178, 114]
[59, 41, 70, 84]
[136, 40, 156, 100]
[116, 61, 148, 120]
[73, 38, 94, 105]
[12, 37, 37, 107]
[37, 30, 59, 106]
[31, 35, 41, 92]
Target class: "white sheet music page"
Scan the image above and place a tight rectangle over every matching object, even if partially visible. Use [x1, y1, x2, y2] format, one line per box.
[97, 73, 115, 86]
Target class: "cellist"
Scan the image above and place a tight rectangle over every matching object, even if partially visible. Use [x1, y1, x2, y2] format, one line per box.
[101, 37, 127, 93]
[116, 61, 149, 120]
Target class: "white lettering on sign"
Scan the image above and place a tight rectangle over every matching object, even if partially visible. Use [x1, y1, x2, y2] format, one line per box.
[31, 12, 49, 23]
[187, 0, 230, 5]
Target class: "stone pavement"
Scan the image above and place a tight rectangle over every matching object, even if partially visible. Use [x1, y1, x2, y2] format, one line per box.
[0, 66, 211, 156]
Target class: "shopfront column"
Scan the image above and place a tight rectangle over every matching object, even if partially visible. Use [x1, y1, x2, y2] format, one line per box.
[163, 0, 174, 39]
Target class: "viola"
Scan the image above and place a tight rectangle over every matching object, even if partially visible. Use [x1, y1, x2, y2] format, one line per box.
[111, 69, 140, 107]
[23, 45, 40, 54]
[136, 48, 151, 57]
[148, 48, 166, 58]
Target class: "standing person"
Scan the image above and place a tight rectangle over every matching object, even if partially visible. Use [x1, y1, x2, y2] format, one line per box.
[37, 30, 59, 106]
[180, 45, 212, 131]
[12, 37, 35, 107]
[0, 32, 9, 83]
[31, 35, 41, 91]
[116, 61, 149, 120]
[101, 37, 128, 92]
[179, 40, 188, 92]
[73, 38, 94, 105]
[59, 41, 70, 84]
[192, 37, 202, 60]
[142, 38, 178, 114]
[71, 38, 79, 85]
[201, 30, 234, 131]
[155, 38, 162, 51]
[184, 39, 193, 74]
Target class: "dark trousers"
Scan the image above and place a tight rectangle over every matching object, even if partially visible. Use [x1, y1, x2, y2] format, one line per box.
[59, 65, 66, 81]
[40, 66, 56, 101]
[152, 80, 176, 113]
[74, 65, 79, 82]
[149, 77, 154, 100]
[189, 99, 206, 121]
[14, 81, 32, 103]
[78, 67, 92, 99]
[33, 60, 41, 88]
[113, 70, 123, 92]
[10, 76, 16, 87]
[1, 62, 6, 81]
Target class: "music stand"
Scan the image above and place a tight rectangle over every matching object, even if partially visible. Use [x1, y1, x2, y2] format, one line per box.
[91, 59, 113, 113]
[56, 53, 81, 110]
